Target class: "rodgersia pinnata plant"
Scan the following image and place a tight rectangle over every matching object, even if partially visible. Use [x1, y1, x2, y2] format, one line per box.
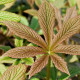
[1, 1, 80, 80]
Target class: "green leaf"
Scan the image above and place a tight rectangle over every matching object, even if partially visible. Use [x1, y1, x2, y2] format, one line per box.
[35, 68, 46, 79]
[0, 64, 27, 80]
[0, 0, 15, 5]
[47, 0, 55, 3]
[0, 1, 15, 11]
[50, 63, 57, 80]
[20, 16, 29, 26]
[15, 36, 23, 47]
[0, 46, 11, 52]
[35, 0, 43, 7]
[0, 11, 20, 23]
[53, 0, 65, 8]
[21, 57, 34, 65]
[30, 77, 40, 80]
[0, 64, 6, 75]
[13, 59, 22, 65]
[68, 0, 77, 6]
[30, 16, 39, 30]
[24, 9, 38, 16]
[0, 56, 16, 63]
[59, 63, 80, 80]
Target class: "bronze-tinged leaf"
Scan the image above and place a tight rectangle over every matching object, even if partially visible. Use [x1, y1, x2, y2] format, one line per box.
[64, 6, 77, 22]
[3, 46, 46, 58]
[38, 1, 55, 46]
[1, 21, 47, 49]
[51, 15, 80, 50]
[0, 64, 27, 80]
[54, 45, 80, 55]
[29, 55, 49, 78]
[50, 54, 70, 75]
[55, 8, 62, 30]
[24, 9, 38, 16]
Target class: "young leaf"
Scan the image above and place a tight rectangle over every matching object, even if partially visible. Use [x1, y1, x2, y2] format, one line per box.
[63, 6, 77, 22]
[24, 9, 38, 16]
[51, 15, 80, 50]
[3, 46, 46, 58]
[38, 1, 55, 46]
[0, 64, 27, 80]
[0, 11, 20, 22]
[50, 54, 70, 75]
[54, 45, 80, 55]
[1, 21, 47, 49]
[29, 55, 49, 78]
[0, 0, 15, 5]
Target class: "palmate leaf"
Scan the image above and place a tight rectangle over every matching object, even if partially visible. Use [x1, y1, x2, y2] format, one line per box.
[38, 1, 55, 46]
[1, 21, 47, 49]
[0, 11, 20, 22]
[63, 6, 77, 22]
[29, 55, 49, 78]
[51, 15, 80, 50]
[50, 54, 70, 75]
[54, 45, 80, 55]
[24, 9, 38, 16]
[0, 0, 15, 5]
[2, 46, 46, 58]
[0, 64, 27, 80]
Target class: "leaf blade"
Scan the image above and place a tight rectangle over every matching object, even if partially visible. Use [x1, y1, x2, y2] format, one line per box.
[0, 11, 20, 22]
[51, 15, 80, 50]
[1, 21, 47, 49]
[3, 46, 46, 58]
[29, 55, 49, 78]
[63, 6, 77, 22]
[24, 9, 38, 16]
[50, 54, 70, 75]
[54, 45, 80, 55]
[38, 1, 55, 46]
[0, 64, 27, 80]
[0, 0, 15, 5]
